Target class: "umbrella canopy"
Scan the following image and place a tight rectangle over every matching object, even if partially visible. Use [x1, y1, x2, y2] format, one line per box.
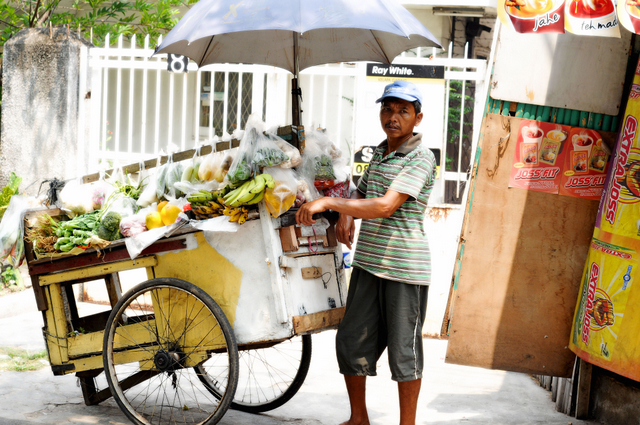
[156, 0, 442, 73]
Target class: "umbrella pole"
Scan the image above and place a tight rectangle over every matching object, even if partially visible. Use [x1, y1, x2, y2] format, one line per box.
[291, 32, 304, 151]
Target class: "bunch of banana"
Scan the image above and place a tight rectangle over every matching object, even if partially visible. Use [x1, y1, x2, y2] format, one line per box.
[223, 173, 275, 207]
[187, 190, 214, 204]
[223, 206, 249, 224]
[187, 190, 225, 219]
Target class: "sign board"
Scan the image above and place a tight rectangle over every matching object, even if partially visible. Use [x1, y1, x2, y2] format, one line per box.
[167, 54, 189, 73]
[356, 63, 445, 164]
[491, 27, 631, 116]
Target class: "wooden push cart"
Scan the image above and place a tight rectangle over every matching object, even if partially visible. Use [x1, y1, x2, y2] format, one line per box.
[23, 140, 347, 425]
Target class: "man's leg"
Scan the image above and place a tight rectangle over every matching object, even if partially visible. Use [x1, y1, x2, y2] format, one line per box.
[341, 375, 370, 425]
[336, 268, 381, 425]
[398, 378, 421, 425]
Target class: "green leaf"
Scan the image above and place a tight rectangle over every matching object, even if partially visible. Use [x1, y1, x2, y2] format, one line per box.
[7, 172, 22, 194]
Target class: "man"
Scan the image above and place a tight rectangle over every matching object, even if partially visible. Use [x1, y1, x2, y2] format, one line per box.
[296, 80, 436, 425]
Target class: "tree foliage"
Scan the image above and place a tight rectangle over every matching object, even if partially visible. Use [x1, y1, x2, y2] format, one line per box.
[0, 0, 198, 48]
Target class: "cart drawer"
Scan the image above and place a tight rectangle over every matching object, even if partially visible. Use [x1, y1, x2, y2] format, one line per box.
[285, 253, 344, 316]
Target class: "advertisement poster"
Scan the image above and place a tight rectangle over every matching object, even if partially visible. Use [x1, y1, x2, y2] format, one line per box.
[565, 0, 620, 36]
[508, 119, 570, 194]
[498, 0, 566, 34]
[618, 0, 640, 34]
[498, 0, 621, 36]
[558, 128, 611, 200]
[569, 57, 640, 381]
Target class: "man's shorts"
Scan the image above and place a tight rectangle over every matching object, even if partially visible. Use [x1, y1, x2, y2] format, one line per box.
[335, 267, 429, 382]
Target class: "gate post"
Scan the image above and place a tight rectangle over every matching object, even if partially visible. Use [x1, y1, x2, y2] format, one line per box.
[0, 27, 93, 193]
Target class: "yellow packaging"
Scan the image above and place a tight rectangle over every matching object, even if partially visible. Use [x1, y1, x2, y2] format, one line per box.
[570, 61, 640, 381]
[570, 232, 635, 365]
[264, 181, 296, 218]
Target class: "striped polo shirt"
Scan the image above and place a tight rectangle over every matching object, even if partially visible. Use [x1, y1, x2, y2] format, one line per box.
[352, 133, 436, 286]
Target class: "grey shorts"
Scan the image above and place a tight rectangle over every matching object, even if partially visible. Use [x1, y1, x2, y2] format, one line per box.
[335, 267, 429, 382]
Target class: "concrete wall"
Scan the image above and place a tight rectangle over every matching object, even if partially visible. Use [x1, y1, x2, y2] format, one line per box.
[0, 27, 93, 194]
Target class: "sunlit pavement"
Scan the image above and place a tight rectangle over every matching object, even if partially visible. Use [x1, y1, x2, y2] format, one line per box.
[0, 290, 597, 424]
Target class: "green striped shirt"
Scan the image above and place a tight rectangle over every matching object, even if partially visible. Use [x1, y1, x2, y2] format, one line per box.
[352, 133, 436, 286]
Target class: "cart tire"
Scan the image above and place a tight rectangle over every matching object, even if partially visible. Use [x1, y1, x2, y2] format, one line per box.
[103, 278, 239, 425]
[195, 334, 312, 413]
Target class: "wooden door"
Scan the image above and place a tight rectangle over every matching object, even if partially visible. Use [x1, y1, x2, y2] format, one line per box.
[445, 114, 613, 378]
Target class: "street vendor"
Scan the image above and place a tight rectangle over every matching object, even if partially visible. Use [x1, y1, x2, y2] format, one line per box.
[296, 80, 436, 425]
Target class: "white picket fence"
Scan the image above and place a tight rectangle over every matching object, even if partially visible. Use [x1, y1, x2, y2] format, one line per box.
[86, 34, 486, 206]
[87, 34, 361, 168]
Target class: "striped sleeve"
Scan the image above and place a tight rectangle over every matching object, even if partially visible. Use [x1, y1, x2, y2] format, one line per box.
[356, 165, 370, 195]
[388, 154, 434, 199]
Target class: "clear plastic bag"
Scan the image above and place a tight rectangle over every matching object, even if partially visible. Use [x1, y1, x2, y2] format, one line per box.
[227, 130, 256, 185]
[181, 148, 203, 184]
[119, 205, 153, 238]
[137, 157, 160, 208]
[165, 157, 185, 199]
[263, 167, 298, 218]
[253, 132, 289, 168]
[0, 195, 31, 267]
[300, 130, 341, 188]
[227, 117, 264, 185]
[199, 149, 234, 183]
[267, 133, 301, 168]
[59, 178, 96, 217]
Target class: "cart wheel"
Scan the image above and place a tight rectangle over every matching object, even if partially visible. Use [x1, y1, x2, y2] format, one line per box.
[103, 278, 239, 425]
[195, 334, 312, 413]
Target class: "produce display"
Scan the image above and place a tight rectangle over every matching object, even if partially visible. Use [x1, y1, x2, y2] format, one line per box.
[0, 117, 351, 264]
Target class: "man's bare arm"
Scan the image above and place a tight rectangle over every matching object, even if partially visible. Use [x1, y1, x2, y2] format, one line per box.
[295, 189, 410, 226]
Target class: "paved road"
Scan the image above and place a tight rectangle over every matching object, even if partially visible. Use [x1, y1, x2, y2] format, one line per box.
[0, 289, 598, 424]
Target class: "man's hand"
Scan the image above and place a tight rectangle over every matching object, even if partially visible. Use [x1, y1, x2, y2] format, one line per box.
[295, 198, 329, 226]
[336, 213, 355, 250]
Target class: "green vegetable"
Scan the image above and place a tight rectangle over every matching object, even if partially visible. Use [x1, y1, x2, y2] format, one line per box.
[227, 156, 252, 185]
[59, 243, 76, 252]
[0, 172, 22, 221]
[101, 212, 121, 232]
[96, 211, 122, 241]
[315, 155, 336, 180]
[254, 148, 288, 168]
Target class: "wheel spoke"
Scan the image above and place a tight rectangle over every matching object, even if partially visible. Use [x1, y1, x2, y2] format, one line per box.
[103, 279, 238, 425]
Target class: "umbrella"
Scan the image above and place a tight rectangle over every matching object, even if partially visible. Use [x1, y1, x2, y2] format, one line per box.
[156, 0, 441, 126]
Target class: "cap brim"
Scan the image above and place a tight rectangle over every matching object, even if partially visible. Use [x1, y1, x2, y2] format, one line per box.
[376, 93, 422, 104]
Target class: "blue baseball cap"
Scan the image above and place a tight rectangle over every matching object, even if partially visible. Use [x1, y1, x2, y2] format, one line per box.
[375, 80, 423, 106]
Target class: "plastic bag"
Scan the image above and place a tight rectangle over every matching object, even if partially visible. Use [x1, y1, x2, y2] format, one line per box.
[228, 116, 268, 185]
[0, 195, 31, 267]
[296, 176, 321, 204]
[103, 195, 138, 219]
[267, 133, 301, 168]
[227, 128, 257, 185]
[199, 149, 234, 183]
[165, 157, 185, 199]
[253, 132, 289, 168]
[119, 205, 154, 238]
[59, 178, 96, 217]
[90, 173, 114, 211]
[137, 158, 160, 207]
[174, 180, 220, 197]
[300, 130, 341, 189]
[263, 167, 298, 218]
[181, 148, 203, 184]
